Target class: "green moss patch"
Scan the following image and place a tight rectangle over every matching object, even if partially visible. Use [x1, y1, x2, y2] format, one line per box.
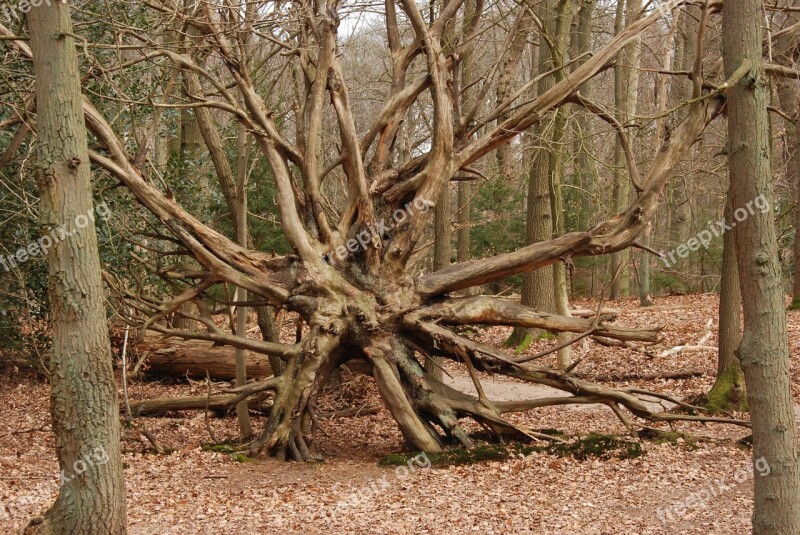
[201, 443, 257, 462]
[543, 433, 645, 460]
[379, 433, 645, 467]
[638, 428, 698, 450]
[201, 443, 241, 454]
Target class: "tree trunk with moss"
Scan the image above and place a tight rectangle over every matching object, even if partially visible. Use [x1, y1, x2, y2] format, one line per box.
[546, 0, 577, 369]
[508, 0, 563, 350]
[706, 191, 745, 412]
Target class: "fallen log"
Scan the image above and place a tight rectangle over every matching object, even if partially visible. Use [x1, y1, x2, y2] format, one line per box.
[568, 308, 621, 318]
[127, 394, 272, 416]
[582, 369, 705, 382]
[318, 404, 382, 419]
[592, 336, 655, 356]
[134, 336, 274, 380]
[132, 335, 373, 381]
[657, 319, 714, 358]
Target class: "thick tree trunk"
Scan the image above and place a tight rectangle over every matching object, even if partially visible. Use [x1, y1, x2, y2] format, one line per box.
[256, 306, 286, 376]
[25, 3, 127, 533]
[724, 1, 800, 532]
[509, 128, 555, 348]
[706, 190, 745, 412]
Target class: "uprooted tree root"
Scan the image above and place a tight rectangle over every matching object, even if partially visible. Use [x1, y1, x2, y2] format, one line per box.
[36, 0, 749, 462]
[125, 293, 750, 462]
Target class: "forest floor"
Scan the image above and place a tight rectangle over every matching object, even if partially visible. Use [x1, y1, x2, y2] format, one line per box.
[2, 293, 800, 534]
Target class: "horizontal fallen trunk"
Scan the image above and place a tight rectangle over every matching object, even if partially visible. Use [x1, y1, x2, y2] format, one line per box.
[127, 394, 272, 416]
[580, 369, 705, 382]
[569, 308, 621, 318]
[592, 336, 655, 355]
[135, 338, 275, 381]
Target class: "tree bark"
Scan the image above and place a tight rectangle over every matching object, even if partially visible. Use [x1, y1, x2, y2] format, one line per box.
[706, 189, 745, 412]
[235, 121, 253, 438]
[25, 3, 127, 533]
[426, 185, 451, 379]
[724, 1, 800, 531]
[508, 0, 560, 349]
[610, 0, 642, 298]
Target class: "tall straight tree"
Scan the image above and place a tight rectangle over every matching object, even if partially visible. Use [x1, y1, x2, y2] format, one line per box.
[26, 2, 127, 534]
[773, 0, 800, 309]
[610, 0, 642, 298]
[507, 0, 564, 349]
[724, 1, 800, 532]
[544, 0, 577, 369]
[428, 186, 450, 379]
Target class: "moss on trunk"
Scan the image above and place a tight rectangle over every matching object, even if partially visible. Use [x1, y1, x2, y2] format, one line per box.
[706, 365, 747, 413]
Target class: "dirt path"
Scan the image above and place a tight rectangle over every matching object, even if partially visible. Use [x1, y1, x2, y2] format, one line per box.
[445, 373, 678, 413]
[448, 370, 800, 425]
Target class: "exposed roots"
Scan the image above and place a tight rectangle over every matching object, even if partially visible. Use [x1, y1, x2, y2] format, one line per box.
[121, 285, 748, 462]
[247, 328, 341, 461]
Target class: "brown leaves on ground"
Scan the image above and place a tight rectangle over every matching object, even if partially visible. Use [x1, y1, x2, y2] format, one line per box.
[1, 294, 797, 534]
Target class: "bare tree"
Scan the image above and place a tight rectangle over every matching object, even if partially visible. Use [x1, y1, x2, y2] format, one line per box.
[1, 0, 748, 461]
